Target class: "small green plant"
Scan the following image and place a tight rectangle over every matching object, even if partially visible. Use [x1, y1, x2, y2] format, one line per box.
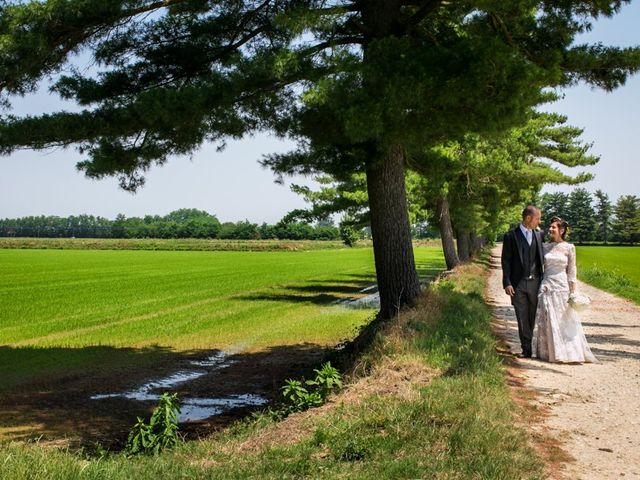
[307, 362, 343, 399]
[339, 224, 359, 247]
[337, 438, 369, 462]
[124, 392, 182, 456]
[280, 362, 343, 414]
[281, 379, 323, 413]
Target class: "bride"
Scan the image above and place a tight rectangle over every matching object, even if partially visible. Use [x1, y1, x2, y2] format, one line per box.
[535, 216, 598, 363]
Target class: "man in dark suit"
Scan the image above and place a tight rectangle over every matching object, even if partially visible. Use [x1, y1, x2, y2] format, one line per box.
[501, 205, 544, 358]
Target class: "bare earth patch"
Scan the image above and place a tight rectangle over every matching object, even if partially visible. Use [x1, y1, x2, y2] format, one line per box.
[486, 245, 640, 480]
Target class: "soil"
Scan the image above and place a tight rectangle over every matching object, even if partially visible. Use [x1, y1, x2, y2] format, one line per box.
[486, 245, 640, 480]
[0, 343, 331, 449]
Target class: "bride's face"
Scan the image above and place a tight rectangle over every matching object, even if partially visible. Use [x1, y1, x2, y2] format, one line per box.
[548, 222, 563, 241]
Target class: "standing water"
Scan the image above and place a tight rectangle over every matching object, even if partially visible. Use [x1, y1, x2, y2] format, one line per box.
[90, 351, 268, 422]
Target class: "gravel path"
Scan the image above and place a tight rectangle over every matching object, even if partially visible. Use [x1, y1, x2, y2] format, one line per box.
[486, 245, 640, 480]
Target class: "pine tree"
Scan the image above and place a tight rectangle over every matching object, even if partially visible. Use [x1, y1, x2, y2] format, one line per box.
[540, 192, 570, 227]
[594, 189, 613, 244]
[613, 195, 640, 244]
[566, 188, 596, 243]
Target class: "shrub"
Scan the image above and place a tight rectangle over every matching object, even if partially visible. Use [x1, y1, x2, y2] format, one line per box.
[340, 225, 359, 247]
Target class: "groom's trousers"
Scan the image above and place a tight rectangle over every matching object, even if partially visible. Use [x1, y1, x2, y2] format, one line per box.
[512, 277, 541, 356]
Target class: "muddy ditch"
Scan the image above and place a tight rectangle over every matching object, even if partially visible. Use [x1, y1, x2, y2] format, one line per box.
[0, 343, 331, 449]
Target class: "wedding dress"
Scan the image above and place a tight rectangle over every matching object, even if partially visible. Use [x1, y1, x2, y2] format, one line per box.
[535, 241, 597, 363]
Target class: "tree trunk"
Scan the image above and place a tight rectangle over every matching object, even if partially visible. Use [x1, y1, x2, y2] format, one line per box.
[456, 229, 470, 262]
[366, 145, 421, 319]
[436, 195, 460, 270]
[469, 231, 478, 257]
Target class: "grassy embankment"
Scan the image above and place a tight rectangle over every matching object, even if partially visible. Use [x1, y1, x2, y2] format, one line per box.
[576, 246, 640, 305]
[0, 257, 543, 479]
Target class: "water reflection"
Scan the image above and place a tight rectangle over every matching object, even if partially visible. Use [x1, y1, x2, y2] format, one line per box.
[90, 351, 267, 422]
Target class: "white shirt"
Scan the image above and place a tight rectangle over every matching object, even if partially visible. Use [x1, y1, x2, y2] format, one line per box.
[519, 223, 533, 246]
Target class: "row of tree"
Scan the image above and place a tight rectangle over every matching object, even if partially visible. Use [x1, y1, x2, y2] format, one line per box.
[539, 190, 640, 244]
[0, 208, 345, 240]
[285, 110, 603, 269]
[2, 1, 639, 319]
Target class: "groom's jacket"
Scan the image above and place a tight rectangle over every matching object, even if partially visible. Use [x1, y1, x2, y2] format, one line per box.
[501, 226, 544, 289]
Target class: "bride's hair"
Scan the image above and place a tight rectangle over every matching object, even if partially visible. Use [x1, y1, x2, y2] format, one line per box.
[549, 216, 569, 240]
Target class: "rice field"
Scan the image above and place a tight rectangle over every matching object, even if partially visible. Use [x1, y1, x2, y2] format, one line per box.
[0, 246, 445, 388]
[576, 246, 640, 304]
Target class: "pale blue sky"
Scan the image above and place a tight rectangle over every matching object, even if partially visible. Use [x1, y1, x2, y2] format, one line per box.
[1, 4, 639, 223]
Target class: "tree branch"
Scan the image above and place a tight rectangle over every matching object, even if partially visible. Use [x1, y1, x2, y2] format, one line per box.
[122, 0, 195, 20]
[307, 4, 359, 15]
[297, 36, 365, 57]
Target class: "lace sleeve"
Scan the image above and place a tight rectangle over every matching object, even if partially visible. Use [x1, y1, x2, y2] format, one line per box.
[567, 243, 577, 284]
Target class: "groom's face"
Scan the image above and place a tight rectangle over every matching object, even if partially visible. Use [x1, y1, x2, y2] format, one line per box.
[524, 211, 541, 230]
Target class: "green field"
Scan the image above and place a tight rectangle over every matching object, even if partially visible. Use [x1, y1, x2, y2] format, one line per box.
[576, 246, 640, 304]
[0, 257, 543, 480]
[0, 247, 444, 389]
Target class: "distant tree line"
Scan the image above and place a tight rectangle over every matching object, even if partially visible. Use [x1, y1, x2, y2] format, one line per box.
[539, 189, 640, 244]
[0, 208, 344, 241]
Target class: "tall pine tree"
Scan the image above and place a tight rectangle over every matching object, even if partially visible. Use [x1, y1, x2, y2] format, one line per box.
[594, 189, 613, 244]
[540, 192, 570, 227]
[566, 188, 596, 243]
[613, 195, 640, 244]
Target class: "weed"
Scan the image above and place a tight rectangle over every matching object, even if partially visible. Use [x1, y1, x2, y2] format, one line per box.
[124, 393, 182, 456]
[279, 362, 343, 415]
[306, 362, 343, 399]
[281, 379, 323, 413]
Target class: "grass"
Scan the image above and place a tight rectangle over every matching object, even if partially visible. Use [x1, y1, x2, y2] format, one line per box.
[0, 257, 544, 479]
[576, 246, 640, 305]
[0, 247, 443, 389]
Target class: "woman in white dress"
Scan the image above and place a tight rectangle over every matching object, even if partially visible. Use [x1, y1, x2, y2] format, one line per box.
[535, 217, 597, 363]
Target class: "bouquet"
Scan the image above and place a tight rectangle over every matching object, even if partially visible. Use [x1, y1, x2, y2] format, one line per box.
[568, 292, 591, 312]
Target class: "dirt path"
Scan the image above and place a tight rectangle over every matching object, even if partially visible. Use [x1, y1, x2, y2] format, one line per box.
[486, 245, 640, 480]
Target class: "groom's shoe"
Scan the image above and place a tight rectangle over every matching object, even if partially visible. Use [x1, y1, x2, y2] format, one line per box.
[517, 351, 532, 359]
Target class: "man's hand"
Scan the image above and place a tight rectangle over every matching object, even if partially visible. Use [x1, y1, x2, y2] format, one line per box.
[504, 285, 515, 297]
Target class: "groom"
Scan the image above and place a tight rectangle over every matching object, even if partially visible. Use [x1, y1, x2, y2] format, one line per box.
[501, 205, 544, 358]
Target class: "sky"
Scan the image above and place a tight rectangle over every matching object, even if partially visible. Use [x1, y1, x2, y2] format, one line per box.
[1, 4, 639, 223]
